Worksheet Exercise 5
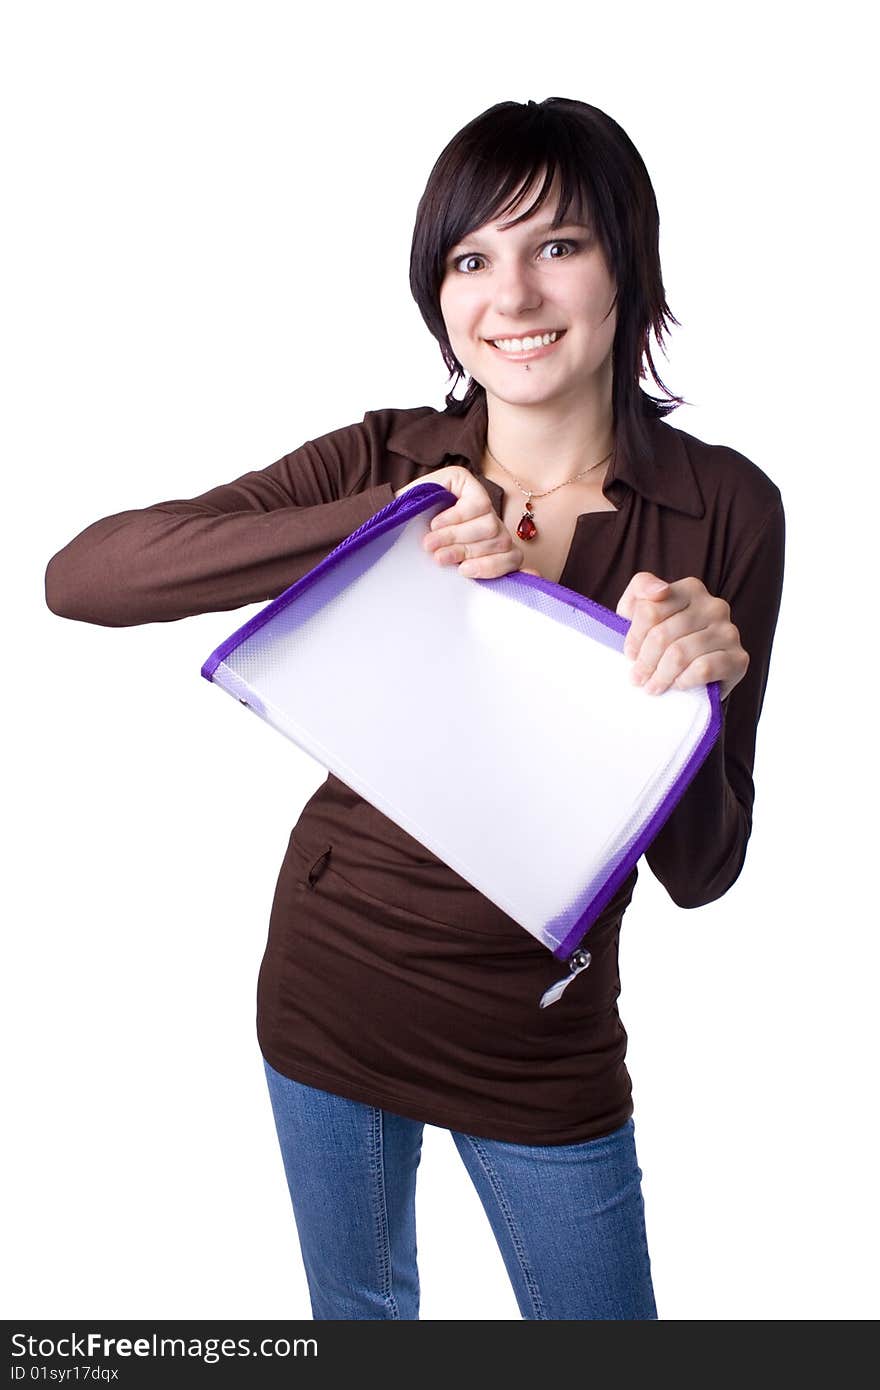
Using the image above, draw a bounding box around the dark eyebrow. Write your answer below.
[450,220,591,252]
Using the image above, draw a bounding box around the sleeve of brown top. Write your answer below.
[644,497,786,908]
[44,421,396,627]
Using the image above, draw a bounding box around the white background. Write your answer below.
[3,0,877,1321]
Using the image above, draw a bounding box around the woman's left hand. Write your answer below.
[616,572,749,702]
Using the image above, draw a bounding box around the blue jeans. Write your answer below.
[263,1059,658,1320]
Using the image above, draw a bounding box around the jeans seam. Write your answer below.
[463,1135,548,1320]
[369,1105,400,1320]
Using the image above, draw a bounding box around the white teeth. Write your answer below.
[490,331,559,353]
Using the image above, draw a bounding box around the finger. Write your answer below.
[457,535,525,575]
[627,606,712,672]
[425,521,516,574]
[455,530,524,579]
[427,493,479,529]
[440,542,511,572]
[429,506,471,531]
[666,640,748,694]
[631,614,739,686]
[623,589,688,661]
[428,482,490,531]
[616,572,670,621]
[423,511,501,552]
[459,549,522,579]
[427,537,514,574]
[635,630,728,695]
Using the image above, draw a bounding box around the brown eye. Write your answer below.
[452,253,486,274]
[540,240,577,260]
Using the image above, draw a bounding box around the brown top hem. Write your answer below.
[258,1044,636,1146]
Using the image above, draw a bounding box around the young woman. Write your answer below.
[45,97,785,1320]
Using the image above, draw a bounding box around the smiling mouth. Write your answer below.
[486,329,566,356]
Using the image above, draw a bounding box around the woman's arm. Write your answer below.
[45,422,395,627]
[641,499,786,907]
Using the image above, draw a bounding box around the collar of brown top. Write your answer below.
[386,389,705,520]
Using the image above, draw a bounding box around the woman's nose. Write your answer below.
[491,259,542,316]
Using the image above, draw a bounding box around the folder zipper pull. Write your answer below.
[538,948,592,1009]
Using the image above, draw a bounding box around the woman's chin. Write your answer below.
[482,377,569,409]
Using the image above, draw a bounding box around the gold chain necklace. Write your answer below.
[484,443,615,542]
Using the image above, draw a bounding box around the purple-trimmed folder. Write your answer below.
[202,484,721,1006]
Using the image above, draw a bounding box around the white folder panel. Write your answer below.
[203,483,721,969]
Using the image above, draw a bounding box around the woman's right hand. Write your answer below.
[395,466,540,579]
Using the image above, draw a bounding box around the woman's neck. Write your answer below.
[482,385,615,492]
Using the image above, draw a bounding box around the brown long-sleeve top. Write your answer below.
[45,390,785,1144]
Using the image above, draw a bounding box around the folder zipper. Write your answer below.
[538,948,592,1008]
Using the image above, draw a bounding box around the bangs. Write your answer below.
[438,136,601,266]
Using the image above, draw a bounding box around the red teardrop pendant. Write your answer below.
[517,510,537,541]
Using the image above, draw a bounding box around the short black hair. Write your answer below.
[409,97,686,469]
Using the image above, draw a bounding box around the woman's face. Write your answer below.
[439,174,617,411]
